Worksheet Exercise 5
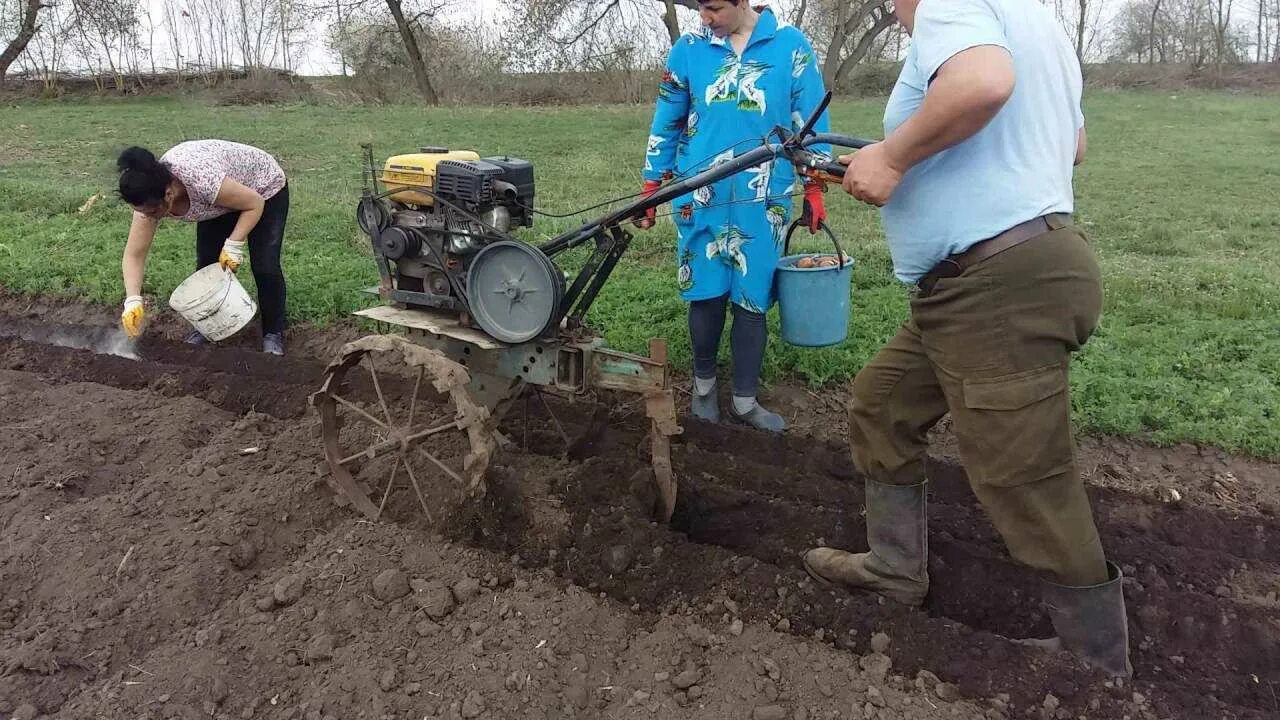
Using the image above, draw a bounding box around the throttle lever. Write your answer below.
[795,151,849,185]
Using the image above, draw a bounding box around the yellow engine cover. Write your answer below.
[381,148,480,205]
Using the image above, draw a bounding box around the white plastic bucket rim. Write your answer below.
[168,263,257,341]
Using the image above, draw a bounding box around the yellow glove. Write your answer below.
[121,296,145,339]
[219,239,246,272]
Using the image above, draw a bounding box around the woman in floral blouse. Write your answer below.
[116,139,290,355]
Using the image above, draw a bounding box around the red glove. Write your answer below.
[633,179,662,229]
[801,181,826,234]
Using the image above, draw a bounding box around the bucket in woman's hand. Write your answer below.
[167,263,257,341]
[775,220,854,347]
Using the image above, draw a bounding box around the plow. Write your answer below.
[311,96,870,525]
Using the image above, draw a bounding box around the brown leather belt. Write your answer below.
[915,213,1071,296]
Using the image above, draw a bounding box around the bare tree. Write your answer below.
[229,0,303,70]
[1211,0,1234,66]
[161,0,184,77]
[658,0,683,45]
[1109,0,1257,63]
[236,0,272,68]
[1258,0,1265,59]
[1150,0,1165,62]
[502,0,673,73]
[507,0,695,57]
[792,0,810,30]
[14,0,67,87]
[815,0,898,88]
[384,0,441,103]
[142,0,155,72]
[1077,0,1088,59]
[1,0,49,82]
[333,0,348,74]
[67,0,144,87]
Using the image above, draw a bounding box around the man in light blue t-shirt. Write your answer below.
[801,0,1131,678]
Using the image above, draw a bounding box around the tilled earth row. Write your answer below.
[1,302,1277,720]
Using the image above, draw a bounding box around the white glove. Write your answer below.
[219,239,246,272]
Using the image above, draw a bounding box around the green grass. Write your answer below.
[0,91,1277,456]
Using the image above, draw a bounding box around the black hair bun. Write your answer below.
[117,146,159,174]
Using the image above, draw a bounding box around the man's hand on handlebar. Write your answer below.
[839,143,904,207]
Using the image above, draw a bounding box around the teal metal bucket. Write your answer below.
[775,220,854,347]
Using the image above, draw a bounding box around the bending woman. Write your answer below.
[116,140,290,355]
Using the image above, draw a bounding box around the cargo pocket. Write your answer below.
[955,363,1074,487]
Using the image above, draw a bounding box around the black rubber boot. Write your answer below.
[1042,561,1134,677]
[803,478,929,605]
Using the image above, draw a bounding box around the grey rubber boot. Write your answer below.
[728,400,787,432]
[1041,561,1134,677]
[262,332,285,356]
[802,478,929,605]
[690,378,719,422]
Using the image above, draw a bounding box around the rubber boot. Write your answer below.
[262,332,285,356]
[184,329,208,345]
[691,377,719,422]
[802,478,929,605]
[728,397,787,433]
[1041,561,1133,677]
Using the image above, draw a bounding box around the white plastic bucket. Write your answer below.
[167,264,257,341]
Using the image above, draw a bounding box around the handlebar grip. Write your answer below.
[799,159,848,184]
[814,160,848,178]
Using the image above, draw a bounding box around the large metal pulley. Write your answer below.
[356,196,392,235]
[466,241,564,344]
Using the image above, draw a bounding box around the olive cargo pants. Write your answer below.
[849,220,1109,586]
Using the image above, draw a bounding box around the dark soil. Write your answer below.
[1,294,1277,720]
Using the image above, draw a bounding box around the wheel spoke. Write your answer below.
[400,456,436,525]
[413,445,465,486]
[330,393,388,430]
[407,367,424,429]
[377,456,401,518]
[364,356,396,428]
[335,420,462,467]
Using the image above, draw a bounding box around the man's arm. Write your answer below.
[1074,126,1087,166]
[882,45,1014,171]
[840,45,1014,206]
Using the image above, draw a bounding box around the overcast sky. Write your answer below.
[135,0,510,75]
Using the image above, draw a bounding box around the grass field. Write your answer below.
[0,91,1277,456]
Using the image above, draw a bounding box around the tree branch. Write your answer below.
[833,6,899,86]
[556,0,623,47]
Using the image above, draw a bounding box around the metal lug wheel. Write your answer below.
[310,335,495,524]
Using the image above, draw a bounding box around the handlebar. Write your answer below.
[539,131,875,256]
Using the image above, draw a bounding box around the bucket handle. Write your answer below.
[784,219,847,267]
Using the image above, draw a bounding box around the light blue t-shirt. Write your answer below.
[880,0,1085,284]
